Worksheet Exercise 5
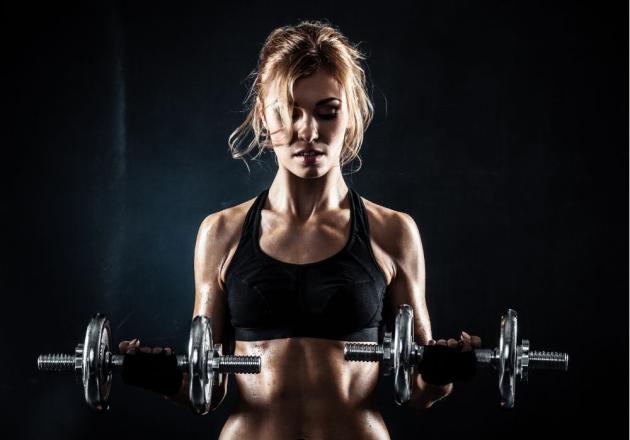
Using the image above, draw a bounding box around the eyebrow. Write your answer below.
[293,97,341,107]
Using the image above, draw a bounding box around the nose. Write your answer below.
[295,113,319,144]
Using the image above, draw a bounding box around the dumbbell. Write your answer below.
[345,305,569,408]
[37,313,261,415]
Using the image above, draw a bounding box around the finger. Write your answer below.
[427,340,436,346]
[119,341,130,352]
[471,335,482,348]
[152,347,163,355]
[447,338,459,348]
[436,339,448,346]
[460,331,471,343]
[119,338,138,353]
[139,346,152,354]
[164,347,172,355]
[461,341,473,352]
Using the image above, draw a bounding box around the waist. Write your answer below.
[232,337,381,410]
[233,393,380,414]
[222,401,390,440]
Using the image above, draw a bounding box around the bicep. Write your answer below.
[191,213,234,409]
[192,213,230,346]
[384,212,432,345]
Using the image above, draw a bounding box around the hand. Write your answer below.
[118,338,174,355]
[118,338,181,397]
[427,330,482,352]
[410,331,482,409]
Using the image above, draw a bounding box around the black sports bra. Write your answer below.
[224,186,388,342]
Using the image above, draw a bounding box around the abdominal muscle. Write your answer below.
[218,337,390,440]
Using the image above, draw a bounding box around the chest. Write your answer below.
[257,209,393,284]
[229,256,381,313]
[225,208,388,338]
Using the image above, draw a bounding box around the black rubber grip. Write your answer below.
[121,349,183,396]
[416,345,477,385]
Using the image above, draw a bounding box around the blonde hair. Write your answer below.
[228,20,374,173]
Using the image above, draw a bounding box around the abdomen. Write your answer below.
[218,337,390,440]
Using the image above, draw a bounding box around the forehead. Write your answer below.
[264,68,344,105]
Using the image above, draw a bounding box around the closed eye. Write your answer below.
[318,108,339,120]
[291,107,339,121]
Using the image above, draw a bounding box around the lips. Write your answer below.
[294,147,324,156]
[295,152,323,165]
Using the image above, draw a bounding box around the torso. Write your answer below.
[216,189,398,440]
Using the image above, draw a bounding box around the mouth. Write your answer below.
[293,150,325,164]
[293,149,325,157]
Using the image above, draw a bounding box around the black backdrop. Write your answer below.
[2,1,628,439]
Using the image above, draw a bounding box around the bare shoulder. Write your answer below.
[360,195,422,262]
[196,196,258,284]
[198,197,256,240]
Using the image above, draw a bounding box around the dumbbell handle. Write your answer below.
[344,344,569,372]
[38,352,261,375]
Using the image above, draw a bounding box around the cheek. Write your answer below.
[330,115,349,141]
[337,105,350,134]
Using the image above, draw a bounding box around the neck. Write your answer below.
[267,166,349,221]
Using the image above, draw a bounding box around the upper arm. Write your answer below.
[384,212,432,345]
[191,212,236,409]
[192,212,232,345]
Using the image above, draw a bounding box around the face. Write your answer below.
[261,68,349,179]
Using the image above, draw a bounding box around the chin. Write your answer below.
[284,163,331,179]
[293,169,326,179]
[280,155,341,179]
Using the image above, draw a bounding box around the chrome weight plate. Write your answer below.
[393,305,414,405]
[82,314,112,411]
[498,309,518,409]
[188,315,213,415]
[212,342,226,389]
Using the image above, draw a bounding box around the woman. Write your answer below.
[121,20,481,439]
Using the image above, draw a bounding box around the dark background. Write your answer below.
[2,1,627,439]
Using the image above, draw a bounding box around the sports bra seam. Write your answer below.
[233,327,380,339]
[234,326,381,331]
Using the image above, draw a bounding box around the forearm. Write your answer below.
[409,373,453,410]
[162,372,191,407]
